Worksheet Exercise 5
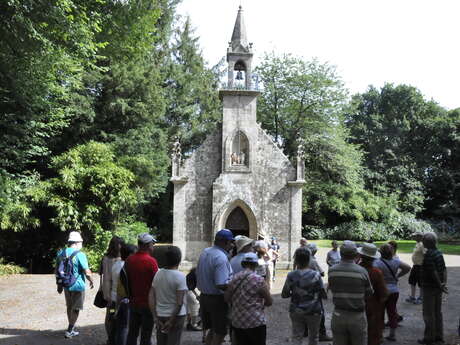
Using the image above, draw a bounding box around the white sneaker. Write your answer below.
[64,330,80,338]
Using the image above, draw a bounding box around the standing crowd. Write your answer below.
[55,229,447,345]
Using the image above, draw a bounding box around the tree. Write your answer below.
[161,18,221,153]
[0,0,103,175]
[347,84,451,215]
[256,53,389,225]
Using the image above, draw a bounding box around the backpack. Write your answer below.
[56,250,80,288]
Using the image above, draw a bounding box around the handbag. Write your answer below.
[93,258,108,308]
[94,289,107,308]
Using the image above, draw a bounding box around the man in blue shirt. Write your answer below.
[197,229,234,345]
[56,231,94,339]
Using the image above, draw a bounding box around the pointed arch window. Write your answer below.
[231,131,249,167]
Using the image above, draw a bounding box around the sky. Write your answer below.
[177,0,460,110]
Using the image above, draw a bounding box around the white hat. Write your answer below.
[235,236,254,253]
[241,252,259,264]
[68,231,83,242]
[253,240,268,249]
[357,243,381,259]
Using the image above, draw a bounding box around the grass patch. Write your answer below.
[0,258,26,275]
[311,240,460,255]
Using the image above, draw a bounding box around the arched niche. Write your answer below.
[230,130,249,167]
[216,200,257,239]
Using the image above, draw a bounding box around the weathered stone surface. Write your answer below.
[171,6,304,265]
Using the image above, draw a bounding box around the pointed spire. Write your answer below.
[231,6,249,52]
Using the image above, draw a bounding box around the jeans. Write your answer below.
[113,300,130,345]
[290,311,321,345]
[422,287,443,343]
[127,305,154,345]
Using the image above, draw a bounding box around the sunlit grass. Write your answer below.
[311,239,460,255]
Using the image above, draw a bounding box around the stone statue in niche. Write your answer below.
[231,152,238,165]
[171,138,182,177]
[230,150,247,166]
[297,140,305,180]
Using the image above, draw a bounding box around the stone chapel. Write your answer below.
[170,6,305,267]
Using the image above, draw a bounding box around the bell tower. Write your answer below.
[219,6,260,173]
[226,6,254,89]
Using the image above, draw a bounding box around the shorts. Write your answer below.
[200,294,229,336]
[186,291,200,317]
[408,265,421,286]
[65,289,85,311]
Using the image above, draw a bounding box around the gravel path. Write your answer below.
[1,249,459,345]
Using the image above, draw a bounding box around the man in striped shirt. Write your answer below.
[418,232,447,345]
[328,241,373,345]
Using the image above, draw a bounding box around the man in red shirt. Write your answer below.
[126,233,158,345]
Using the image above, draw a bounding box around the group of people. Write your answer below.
[56,229,447,345]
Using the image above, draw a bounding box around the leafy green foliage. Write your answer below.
[42,142,138,238]
[0,258,26,275]
[347,84,454,215]
[161,18,221,153]
[0,0,104,173]
[257,53,395,225]
[304,215,432,241]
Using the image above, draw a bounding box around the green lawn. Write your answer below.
[311,239,460,255]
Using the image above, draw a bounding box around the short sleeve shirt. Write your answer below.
[126,251,159,307]
[421,248,446,288]
[152,269,188,317]
[229,270,266,329]
[57,248,89,292]
[374,258,401,293]
[197,246,233,295]
[230,253,246,275]
[283,269,324,314]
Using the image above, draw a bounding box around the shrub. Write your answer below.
[303,214,432,242]
[302,225,325,240]
[0,258,26,275]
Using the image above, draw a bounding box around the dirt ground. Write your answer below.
[1,249,459,345]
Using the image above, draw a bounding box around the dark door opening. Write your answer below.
[225,207,250,238]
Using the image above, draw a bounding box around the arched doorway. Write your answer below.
[225,206,249,237]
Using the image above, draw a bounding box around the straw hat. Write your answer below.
[236,236,254,253]
[357,243,381,259]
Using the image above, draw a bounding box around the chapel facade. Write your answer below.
[170,7,305,266]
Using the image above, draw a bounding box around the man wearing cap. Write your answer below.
[126,233,158,345]
[328,240,374,345]
[57,231,94,339]
[406,232,425,304]
[230,236,255,274]
[197,229,234,345]
[358,243,389,345]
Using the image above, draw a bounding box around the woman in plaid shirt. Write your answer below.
[224,252,273,345]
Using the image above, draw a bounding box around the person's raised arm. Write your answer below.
[397,261,411,278]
